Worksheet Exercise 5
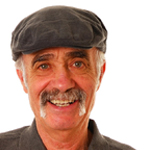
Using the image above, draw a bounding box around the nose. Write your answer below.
[50,66,75,92]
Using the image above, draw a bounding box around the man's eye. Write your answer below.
[73,61,83,68]
[39,64,49,69]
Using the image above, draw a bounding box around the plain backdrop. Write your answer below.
[0,0,150,150]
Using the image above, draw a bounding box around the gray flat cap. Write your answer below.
[11,6,107,61]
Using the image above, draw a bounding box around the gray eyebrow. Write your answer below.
[32,53,54,67]
[31,50,89,67]
[65,50,89,60]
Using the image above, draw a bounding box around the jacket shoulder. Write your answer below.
[103,135,135,150]
[0,126,28,150]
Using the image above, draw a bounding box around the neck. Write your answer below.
[36,119,92,150]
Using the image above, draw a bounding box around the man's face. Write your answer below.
[18,47,102,130]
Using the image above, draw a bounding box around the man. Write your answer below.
[0,6,135,150]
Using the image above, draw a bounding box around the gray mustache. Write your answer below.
[40,88,87,106]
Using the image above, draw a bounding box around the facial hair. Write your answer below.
[39,88,87,118]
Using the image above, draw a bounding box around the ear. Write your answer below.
[96,62,106,91]
[16,69,28,93]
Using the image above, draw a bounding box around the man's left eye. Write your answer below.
[73,61,83,68]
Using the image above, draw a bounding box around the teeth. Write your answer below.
[56,103,70,107]
[50,99,76,107]
[50,100,75,104]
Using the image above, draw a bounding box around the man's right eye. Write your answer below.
[39,64,49,70]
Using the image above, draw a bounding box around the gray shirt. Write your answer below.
[0,119,135,150]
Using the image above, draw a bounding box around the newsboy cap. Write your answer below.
[11,6,107,61]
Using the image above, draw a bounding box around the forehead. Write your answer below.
[32,47,91,55]
[24,47,97,61]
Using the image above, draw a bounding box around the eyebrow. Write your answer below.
[31,50,89,67]
[32,53,54,67]
[65,50,89,60]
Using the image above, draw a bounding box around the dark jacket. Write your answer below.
[0,119,135,150]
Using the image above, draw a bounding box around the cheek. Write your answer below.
[74,74,97,110]
[27,76,51,114]
[27,70,51,95]
[76,72,98,92]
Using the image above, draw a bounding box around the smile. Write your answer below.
[48,99,77,107]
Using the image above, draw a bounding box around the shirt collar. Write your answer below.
[19,119,107,150]
[88,119,108,149]
[19,120,46,150]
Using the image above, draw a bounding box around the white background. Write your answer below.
[0,0,150,150]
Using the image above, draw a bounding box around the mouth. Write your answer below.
[47,99,78,107]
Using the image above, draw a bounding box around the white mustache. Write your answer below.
[40,88,87,107]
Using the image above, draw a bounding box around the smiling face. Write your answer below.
[17,47,104,131]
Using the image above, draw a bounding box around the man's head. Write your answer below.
[11,6,107,130]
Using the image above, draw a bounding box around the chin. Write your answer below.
[44,115,79,130]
